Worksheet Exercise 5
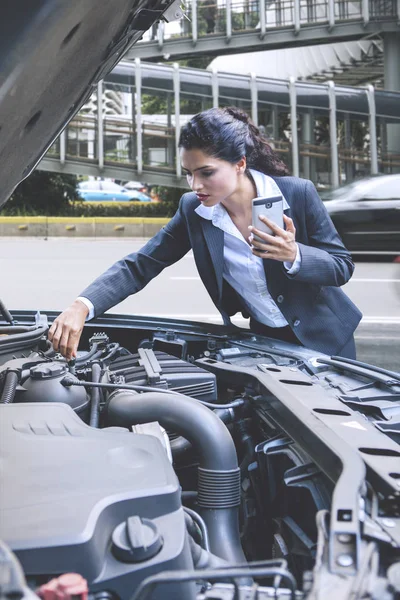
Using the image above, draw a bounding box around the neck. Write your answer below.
[222,173,256,220]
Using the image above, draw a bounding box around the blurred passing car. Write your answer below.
[322,174,400,255]
[77,180,151,202]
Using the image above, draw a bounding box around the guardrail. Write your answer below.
[44,108,400,188]
[127,0,399,59]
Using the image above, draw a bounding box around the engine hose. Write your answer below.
[0,325,48,348]
[0,325,39,334]
[187,534,229,570]
[0,371,19,404]
[184,506,210,551]
[89,362,102,427]
[105,390,247,566]
[171,407,236,460]
[76,343,101,365]
[0,300,14,325]
[102,343,121,361]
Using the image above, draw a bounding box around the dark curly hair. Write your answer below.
[179,106,289,177]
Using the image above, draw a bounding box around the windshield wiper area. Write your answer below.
[317,356,400,388]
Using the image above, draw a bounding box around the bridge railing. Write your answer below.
[43,62,400,187]
[139,0,397,49]
[46,110,400,188]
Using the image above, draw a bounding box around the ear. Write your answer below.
[237,156,247,173]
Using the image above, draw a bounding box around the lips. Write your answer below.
[196,194,210,201]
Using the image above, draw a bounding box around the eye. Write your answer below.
[202,171,214,177]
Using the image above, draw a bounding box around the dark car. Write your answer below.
[322,175,400,256]
[1,3,400,600]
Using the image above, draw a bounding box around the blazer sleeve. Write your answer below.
[79,196,192,317]
[286,180,355,286]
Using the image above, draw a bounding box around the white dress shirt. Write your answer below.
[194,170,300,328]
[78,170,301,324]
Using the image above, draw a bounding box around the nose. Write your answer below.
[191,174,203,192]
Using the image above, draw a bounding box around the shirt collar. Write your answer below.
[195,169,289,221]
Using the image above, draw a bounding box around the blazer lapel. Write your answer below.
[201,218,224,301]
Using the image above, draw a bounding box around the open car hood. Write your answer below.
[0,0,177,208]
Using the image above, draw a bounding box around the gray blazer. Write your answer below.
[80,176,362,357]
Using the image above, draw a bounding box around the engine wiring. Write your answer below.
[130,560,298,600]
[60,374,245,410]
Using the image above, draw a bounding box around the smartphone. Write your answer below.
[252,195,284,241]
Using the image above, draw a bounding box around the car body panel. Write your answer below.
[323,175,400,254]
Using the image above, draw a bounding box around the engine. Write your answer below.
[1,312,400,600]
[0,330,248,600]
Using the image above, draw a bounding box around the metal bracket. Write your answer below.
[138,347,162,385]
[162,0,185,22]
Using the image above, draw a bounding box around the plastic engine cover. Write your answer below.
[0,403,195,599]
[108,349,217,401]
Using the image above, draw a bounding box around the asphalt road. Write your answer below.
[1,237,399,370]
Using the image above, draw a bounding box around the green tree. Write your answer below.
[1,171,78,216]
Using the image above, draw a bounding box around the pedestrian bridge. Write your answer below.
[127,0,399,60]
[39,60,400,189]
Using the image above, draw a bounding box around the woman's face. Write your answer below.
[180,148,243,207]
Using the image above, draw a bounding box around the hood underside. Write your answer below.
[0,0,172,209]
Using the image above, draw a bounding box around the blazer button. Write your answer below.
[277,295,284,304]
[293,319,301,327]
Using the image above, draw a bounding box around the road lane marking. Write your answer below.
[169,276,399,282]
[356,336,400,340]
[349,278,400,283]
[361,317,400,323]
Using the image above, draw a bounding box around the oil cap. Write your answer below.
[112,516,163,563]
[30,362,67,379]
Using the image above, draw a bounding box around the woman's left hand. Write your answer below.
[249,214,297,263]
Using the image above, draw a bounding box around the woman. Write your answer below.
[49,107,362,360]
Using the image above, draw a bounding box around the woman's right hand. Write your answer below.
[48,300,89,360]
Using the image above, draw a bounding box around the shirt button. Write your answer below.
[277,295,284,304]
[293,319,301,327]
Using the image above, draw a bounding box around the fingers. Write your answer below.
[258,215,286,236]
[48,301,88,360]
[249,216,297,263]
[49,317,77,360]
[59,327,76,360]
[283,214,296,235]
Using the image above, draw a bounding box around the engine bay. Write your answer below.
[1,309,400,600]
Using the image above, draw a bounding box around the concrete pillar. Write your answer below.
[167,93,174,168]
[308,109,317,183]
[379,118,388,173]
[87,129,95,160]
[384,33,400,165]
[289,78,299,177]
[131,87,136,165]
[271,105,279,144]
[301,112,313,180]
[328,81,339,188]
[343,114,353,183]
